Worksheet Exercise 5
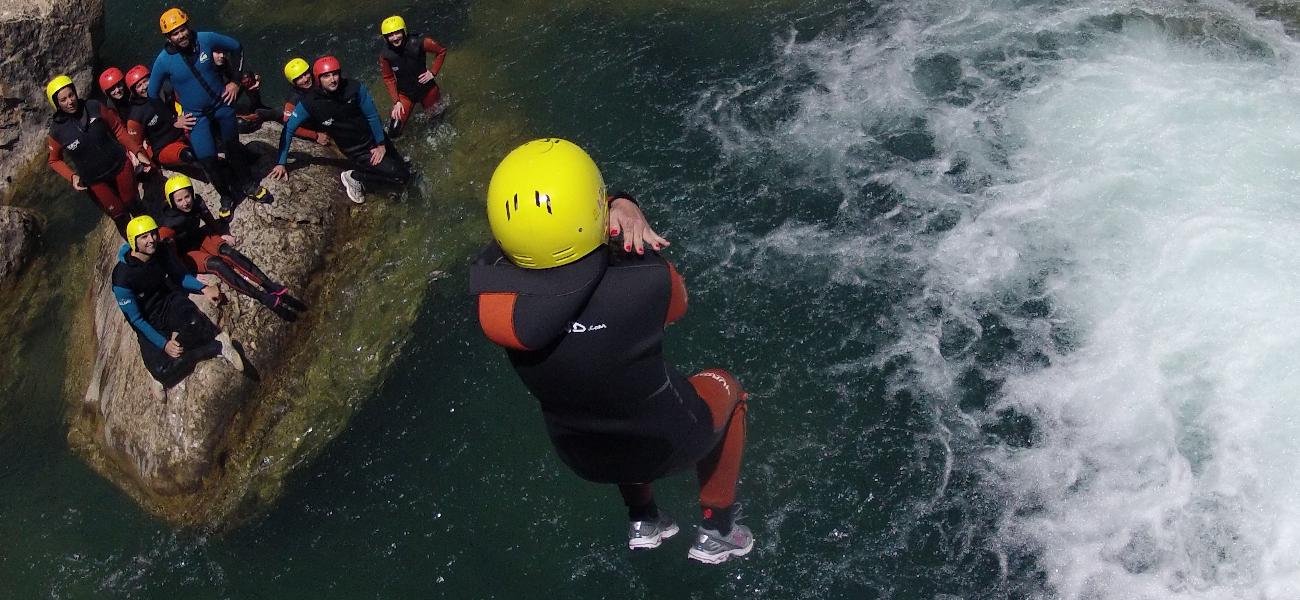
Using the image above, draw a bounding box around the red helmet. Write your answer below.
[124,65,150,90]
[98,67,124,93]
[312,56,341,78]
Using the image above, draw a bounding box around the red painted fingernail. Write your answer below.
[637,247,644,255]
[610,228,618,235]
[652,244,660,250]
[625,244,631,251]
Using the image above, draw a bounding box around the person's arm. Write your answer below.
[356,84,386,145]
[46,136,76,183]
[197,198,230,236]
[607,193,670,254]
[276,102,310,165]
[424,37,447,75]
[664,261,688,326]
[205,31,243,55]
[114,284,169,349]
[125,118,149,151]
[378,56,401,102]
[102,104,143,154]
[147,54,166,100]
[282,101,323,141]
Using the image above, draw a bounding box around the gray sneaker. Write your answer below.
[340,170,365,204]
[214,331,244,372]
[627,513,679,550]
[687,524,753,564]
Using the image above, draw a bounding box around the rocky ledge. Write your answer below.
[0,206,43,284]
[68,126,355,527]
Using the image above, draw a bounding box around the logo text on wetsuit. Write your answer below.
[567,321,606,333]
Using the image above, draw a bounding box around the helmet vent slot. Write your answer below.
[504,199,511,220]
[552,246,575,260]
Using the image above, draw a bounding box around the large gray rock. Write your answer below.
[0,206,42,284]
[71,126,352,522]
[0,0,104,191]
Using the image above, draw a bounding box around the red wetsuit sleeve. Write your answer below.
[423,37,447,75]
[102,105,143,154]
[665,261,688,326]
[46,136,76,182]
[125,119,149,154]
[282,101,322,141]
[379,56,401,102]
[158,226,176,240]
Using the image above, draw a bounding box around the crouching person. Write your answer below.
[113,215,243,388]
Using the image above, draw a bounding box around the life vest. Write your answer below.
[111,247,181,323]
[127,96,185,149]
[48,99,125,183]
[155,203,213,251]
[380,35,436,99]
[301,79,373,153]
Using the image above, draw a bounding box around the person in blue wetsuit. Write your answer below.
[149,7,270,218]
[269,56,410,204]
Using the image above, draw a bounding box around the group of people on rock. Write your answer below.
[44,7,446,389]
[45,5,756,566]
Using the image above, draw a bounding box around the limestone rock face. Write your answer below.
[0,0,104,191]
[0,206,43,284]
[73,127,349,520]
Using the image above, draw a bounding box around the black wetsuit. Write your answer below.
[126,95,186,152]
[278,78,410,187]
[469,242,716,484]
[111,243,221,387]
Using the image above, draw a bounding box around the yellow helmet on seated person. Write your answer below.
[486,138,608,270]
[380,15,407,35]
[164,174,193,206]
[283,58,310,83]
[126,215,160,253]
[46,75,75,108]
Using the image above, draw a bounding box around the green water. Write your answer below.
[17,0,1299,597]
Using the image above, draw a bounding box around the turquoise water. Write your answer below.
[7,0,1300,597]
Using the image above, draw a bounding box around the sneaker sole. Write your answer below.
[628,522,679,550]
[687,540,753,564]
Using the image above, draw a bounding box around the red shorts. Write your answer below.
[395,85,442,124]
[181,234,227,274]
[84,159,138,219]
[155,139,192,167]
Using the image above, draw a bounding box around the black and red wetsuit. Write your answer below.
[155,197,289,312]
[470,237,748,515]
[47,99,145,236]
[125,95,193,167]
[281,88,327,143]
[379,34,447,125]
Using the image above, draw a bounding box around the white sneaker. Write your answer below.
[687,524,753,564]
[340,170,365,204]
[214,331,244,372]
[627,513,679,550]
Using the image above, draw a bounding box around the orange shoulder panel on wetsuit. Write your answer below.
[479,292,529,351]
[665,260,688,326]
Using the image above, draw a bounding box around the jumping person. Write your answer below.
[269,56,410,203]
[149,7,270,218]
[377,15,447,139]
[124,65,198,169]
[155,174,307,321]
[112,215,243,388]
[46,75,151,237]
[469,138,753,564]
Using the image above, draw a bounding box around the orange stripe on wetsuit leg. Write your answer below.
[665,260,688,326]
[690,368,748,509]
[479,293,528,351]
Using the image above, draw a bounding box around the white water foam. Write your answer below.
[698,1,1300,597]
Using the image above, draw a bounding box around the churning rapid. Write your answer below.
[699,0,1300,597]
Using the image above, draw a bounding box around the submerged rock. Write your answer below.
[0,206,43,284]
[0,0,104,192]
[68,127,352,526]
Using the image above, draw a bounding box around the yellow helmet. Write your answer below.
[283,57,310,83]
[486,138,608,269]
[46,75,75,108]
[380,15,407,35]
[164,174,193,206]
[126,215,159,252]
[159,7,188,34]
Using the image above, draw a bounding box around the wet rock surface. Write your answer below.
[0,206,43,284]
[69,126,354,526]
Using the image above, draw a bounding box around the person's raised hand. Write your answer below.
[608,197,670,255]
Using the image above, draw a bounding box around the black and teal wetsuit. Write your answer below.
[277,78,410,186]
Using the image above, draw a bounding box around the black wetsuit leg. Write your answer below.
[139,291,221,386]
[204,256,270,302]
[215,245,272,288]
[618,483,660,522]
[347,141,410,187]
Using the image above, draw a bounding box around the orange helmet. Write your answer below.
[159,8,188,34]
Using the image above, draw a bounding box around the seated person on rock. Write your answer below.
[269,56,410,204]
[97,67,131,119]
[469,138,754,565]
[279,58,333,148]
[113,215,243,388]
[211,48,279,134]
[45,75,152,238]
[123,65,198,170]
[156,174,307,321]
[376,15,447,139]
